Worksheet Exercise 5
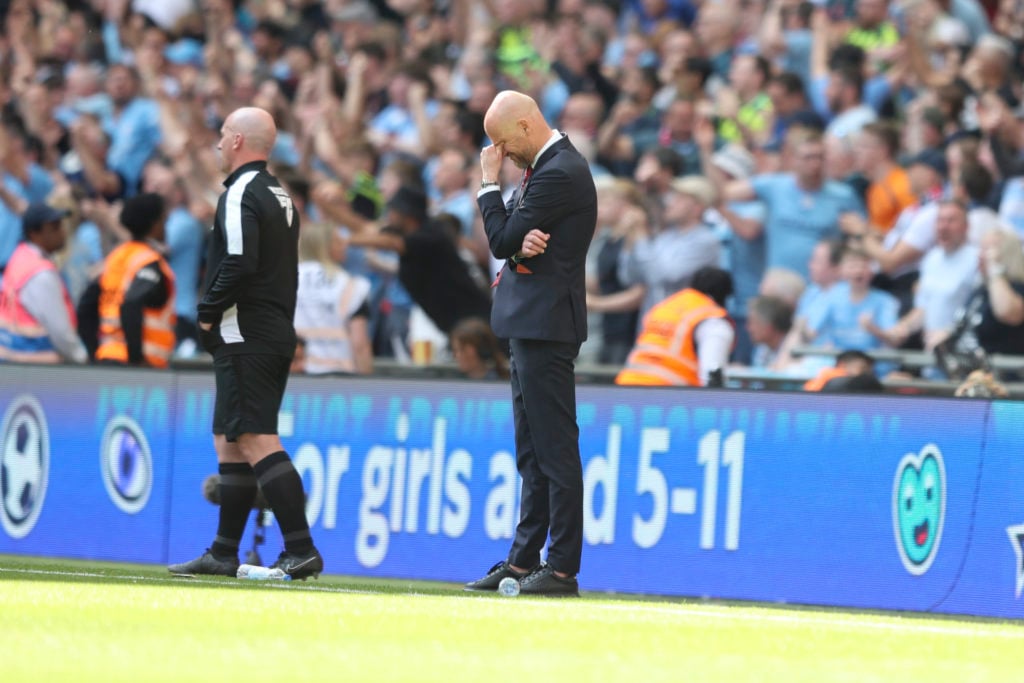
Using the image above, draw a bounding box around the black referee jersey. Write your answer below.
[198,160,299,357]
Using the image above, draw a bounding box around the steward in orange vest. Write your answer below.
[803,349,882,392]
[78,194,176,367]
[617,266,735,387]
[803,366,846,391]
[0,203,88,364]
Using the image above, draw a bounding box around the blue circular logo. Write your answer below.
[1,395,49,539]
[100,416,152,514]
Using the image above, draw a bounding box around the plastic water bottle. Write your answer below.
[498,577,520,597]
[237,564,290,580]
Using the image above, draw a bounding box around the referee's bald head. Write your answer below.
[218,107,277,173]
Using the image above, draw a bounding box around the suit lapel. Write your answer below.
[532,135,570,174]
[514,135,570,212]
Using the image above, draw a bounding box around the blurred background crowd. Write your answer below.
[1,0,1024,391]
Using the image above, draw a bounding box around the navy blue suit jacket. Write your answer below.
[478,135,597,344]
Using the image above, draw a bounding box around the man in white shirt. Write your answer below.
[620,175,722,321]
[824,65,877,140]
[864,201,979,350]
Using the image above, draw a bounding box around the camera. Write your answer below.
[202,473,271,566]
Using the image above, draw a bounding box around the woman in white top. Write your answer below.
[294,221,373,375]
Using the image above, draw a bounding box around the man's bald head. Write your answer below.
[218,106,277,173]
[226,107,276,154]
[483,91,539,137]
[483,90,553,169]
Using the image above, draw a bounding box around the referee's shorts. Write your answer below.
[212,353,291,441]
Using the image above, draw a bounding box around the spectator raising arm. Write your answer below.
[984,247,1024,326]
[758,0,788,62]
[596,96,642,165]
[346,225,406,254]
[79,198,130,253]
[839,212,925,275]
[587,284,645,314]
[697,116,764,241]
[69,119,122,199]
[0,182,28,217]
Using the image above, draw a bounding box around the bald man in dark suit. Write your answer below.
[464,91,597,597]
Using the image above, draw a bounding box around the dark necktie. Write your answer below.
[520,166,533,192]
[515,167,533,208]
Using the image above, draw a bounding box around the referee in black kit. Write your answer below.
[168,107,323,580]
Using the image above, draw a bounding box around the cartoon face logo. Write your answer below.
[100,416,152,514]
[892,444,946,575]
[0,395,49,539]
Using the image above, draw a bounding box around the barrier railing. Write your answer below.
[790,344,1024,374]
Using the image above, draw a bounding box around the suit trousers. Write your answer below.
[506,337,584,575]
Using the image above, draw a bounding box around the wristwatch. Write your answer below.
[988,264,1006,281]
[480,179,499,189]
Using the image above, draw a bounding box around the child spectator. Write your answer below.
[805,243,899,355]
[450,317,510,381]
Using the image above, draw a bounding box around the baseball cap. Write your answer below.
[22,203,69,231]
[164,39,205,68]
[929,16,970,48]
[711,144,756,180]
[904,148,948,178]
[332,0,377,22]
[668,175,717,206]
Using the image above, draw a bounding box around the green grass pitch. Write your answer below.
[0,555,1020,682]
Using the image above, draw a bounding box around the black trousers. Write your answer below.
[506,338,584,575]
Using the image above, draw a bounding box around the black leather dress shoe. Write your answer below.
[464,560,532,592]
[518,565,580,597]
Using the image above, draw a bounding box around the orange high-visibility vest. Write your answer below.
[96,241,176,368]
[803,366,850,392]
[616,289,730,387]
[0,242,76,363]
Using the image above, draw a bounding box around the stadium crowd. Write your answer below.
[1,0,1024,391]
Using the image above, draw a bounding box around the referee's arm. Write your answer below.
[198,195,262,325]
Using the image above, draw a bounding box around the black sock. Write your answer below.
[253,451,313,554]
[211,462,257,558]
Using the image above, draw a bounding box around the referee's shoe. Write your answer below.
[270,547,324,580]
[168,549,239,576]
